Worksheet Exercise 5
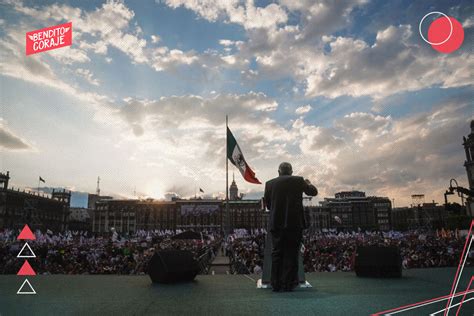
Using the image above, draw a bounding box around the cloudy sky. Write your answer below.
[0,0,473,207]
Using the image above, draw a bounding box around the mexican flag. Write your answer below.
[227,127,261,184]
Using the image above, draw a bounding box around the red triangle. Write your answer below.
[17,224,36,240]
[17,260,36,276]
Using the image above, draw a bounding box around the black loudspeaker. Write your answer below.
[148,250,199,283]
[354,246,402,278]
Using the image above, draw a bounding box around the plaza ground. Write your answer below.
[1,267,473,315]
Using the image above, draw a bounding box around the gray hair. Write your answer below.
[278,162,293,175]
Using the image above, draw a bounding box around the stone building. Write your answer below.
[320,191,392,231]
[0,171,70,231]
[92,197,267,233]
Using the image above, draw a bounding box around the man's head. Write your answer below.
[278,162,293,176]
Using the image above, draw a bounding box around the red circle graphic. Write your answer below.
[428,16,464,54]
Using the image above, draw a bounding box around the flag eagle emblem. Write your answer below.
[226,127,261,184]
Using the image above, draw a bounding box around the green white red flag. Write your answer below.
[227,127,261,184]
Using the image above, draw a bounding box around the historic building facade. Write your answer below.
[92,188,391,233]
[228,200,268,231]
[305,206,331,231]
[92,198,265,233]
[0,171,71,231]
[68,207,93,231]
[391,203,447,230]
[319,191,392,231]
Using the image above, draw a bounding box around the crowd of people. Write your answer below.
[226,229,266,274]
[1,227,472,275]
[227,229,474,274]
[0,229,220,275]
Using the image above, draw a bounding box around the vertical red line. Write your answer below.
[444,220,473,316]
[455,276,474,316]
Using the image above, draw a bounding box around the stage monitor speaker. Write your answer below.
[354,246,402,278]
[148,250,199,283]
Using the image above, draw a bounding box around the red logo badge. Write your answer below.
[26,22,72,56]
[419,12,464,54]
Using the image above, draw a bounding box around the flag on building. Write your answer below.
[199,188,204,193]
[39,176,45,183]
[227,127,261,184]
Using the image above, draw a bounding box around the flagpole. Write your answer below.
[37,177,40,194]
[225,115,229,237]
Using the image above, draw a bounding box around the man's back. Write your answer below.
[264,175,317,231]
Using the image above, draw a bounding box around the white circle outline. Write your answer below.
[419,11,453,46]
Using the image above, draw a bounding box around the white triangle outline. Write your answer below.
[17,242,36,258]
[17,278,36,295]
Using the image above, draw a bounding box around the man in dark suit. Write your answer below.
[264,162,318,292]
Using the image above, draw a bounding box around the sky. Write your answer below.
[0,0,473,207]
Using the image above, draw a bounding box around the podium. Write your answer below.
[257,232,311,289]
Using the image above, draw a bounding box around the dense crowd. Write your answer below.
[2,228,472,275]
[0,229,220,275]
[226,229,266,274]
[227,229,474,274]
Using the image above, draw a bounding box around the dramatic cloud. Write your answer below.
[1,0,471,205]
[294,121,345,154]
[295,98,473,205]
[335,112,391,145]
[279,0,368,42]
[162,0,473,100]
[236,22,473,100]
[112,91,299,192]
[165,0,288,30]
[0,120,33,151]
[7,0,473,102]
[0,27,112,118]
[119,92,284,144]
[76,68,100,86]
[115,91,473,205]
[304,26,473,99]
[48,47,91,64]
[295,105,312,115]
[9,1,147,64]
[8,0,231,73]
[0,28,81,99]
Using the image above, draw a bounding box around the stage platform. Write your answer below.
[1,267,473,315]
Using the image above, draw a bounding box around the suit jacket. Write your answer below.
[264,175,318,232]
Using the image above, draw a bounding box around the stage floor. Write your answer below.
[1,268,473,315]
